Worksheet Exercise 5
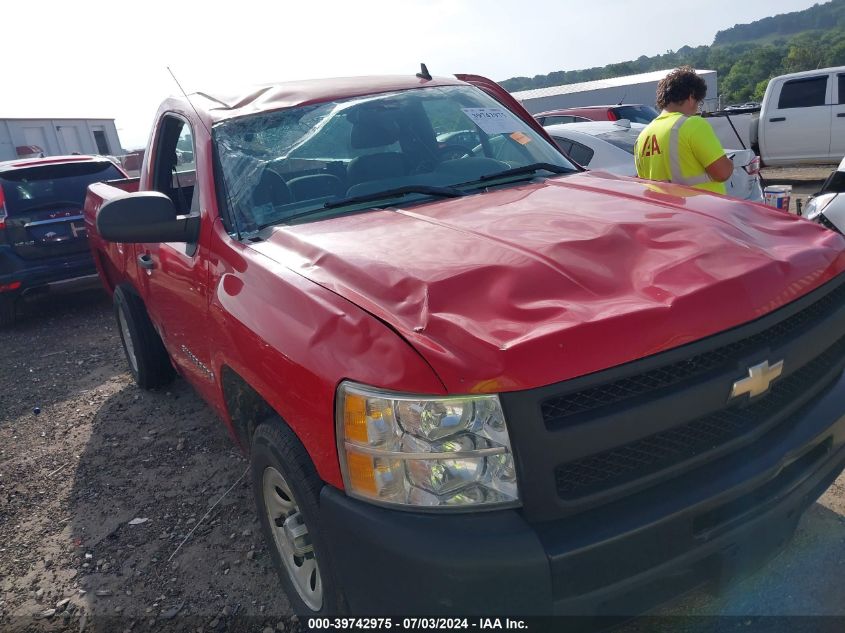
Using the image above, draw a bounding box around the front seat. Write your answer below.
[346,109,408,189]
[231,167,292,232]
[252,168,292,208]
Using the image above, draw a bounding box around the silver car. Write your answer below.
[544,120,764,202]
[804,155,845,234]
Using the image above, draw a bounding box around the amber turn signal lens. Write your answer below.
[345,450,377,495]
[343,393,369,444]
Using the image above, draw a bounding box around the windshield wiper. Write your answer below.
[476,162,576,183]
[265,184,466,228]
[322,185,465,210]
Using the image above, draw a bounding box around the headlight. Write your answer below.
[804,193,836,221]
[336,381,519,510]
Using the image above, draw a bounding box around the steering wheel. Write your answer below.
[411,144,478,175]
[437,144,475,161]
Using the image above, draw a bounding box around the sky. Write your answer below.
[2,0,824,150]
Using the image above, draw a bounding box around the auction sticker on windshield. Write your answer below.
[510,131,532,145]
[461,107,524,134]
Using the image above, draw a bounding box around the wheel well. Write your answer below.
[115,281,143,301]
[221,366,276,452]
[94,249,119,294]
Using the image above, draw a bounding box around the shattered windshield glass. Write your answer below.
[213,85,573,232]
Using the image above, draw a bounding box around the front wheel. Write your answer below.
[251,420,344,615]
[113,286,174,389]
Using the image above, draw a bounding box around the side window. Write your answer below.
[175,127,195,175]
[839,74,845,105]
[777,76,828,109]
[544,116,575,125]
[152,116,198,215]
[567,140,595,166]
[553,137,573,154]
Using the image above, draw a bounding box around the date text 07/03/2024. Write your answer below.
[306,618,528,630]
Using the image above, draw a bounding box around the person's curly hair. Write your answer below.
[656,66,708,109]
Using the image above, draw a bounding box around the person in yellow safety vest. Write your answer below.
[634,66,734,194]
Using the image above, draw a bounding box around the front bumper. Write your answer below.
[320,368,845,615]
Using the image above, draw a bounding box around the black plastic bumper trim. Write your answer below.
[318,369,845,616]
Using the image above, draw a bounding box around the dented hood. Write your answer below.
[250,171,845,393]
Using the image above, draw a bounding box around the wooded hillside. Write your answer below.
[500,0,845,104]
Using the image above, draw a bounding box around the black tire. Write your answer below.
[0,295,16,328]
[251,419,345,616]
[113,285,175,389]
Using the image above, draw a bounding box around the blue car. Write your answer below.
[0,155,127,326]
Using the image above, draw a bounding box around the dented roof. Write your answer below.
[177,75,469,124]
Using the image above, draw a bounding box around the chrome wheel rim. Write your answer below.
[117,306,138,374]
[262,466,323,610]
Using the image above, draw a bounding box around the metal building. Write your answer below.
[0,118,123,161]
[512,69,719,114]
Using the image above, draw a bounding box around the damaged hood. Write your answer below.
[250,171,845,393]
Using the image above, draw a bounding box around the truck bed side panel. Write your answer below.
[84,179,141,295]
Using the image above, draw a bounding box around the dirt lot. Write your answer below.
[0,289,292,632]
[760,164,830,215]
[1,278,844,632]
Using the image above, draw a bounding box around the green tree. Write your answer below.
[500,0,844,101]
[783,33,826,72]
[752,79,770,101]
[826,40,845,66]
[719,44,785,103]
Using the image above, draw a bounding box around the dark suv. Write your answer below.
[0,155,127,326]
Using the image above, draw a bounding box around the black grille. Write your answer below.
[542,280,845,428]
[554,334,845,499]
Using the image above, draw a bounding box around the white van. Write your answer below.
[751,66,845,166]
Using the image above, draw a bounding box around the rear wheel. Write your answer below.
[251,420,344,615]
[113,286,174,389]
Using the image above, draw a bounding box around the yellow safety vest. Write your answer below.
[634,112,727,195]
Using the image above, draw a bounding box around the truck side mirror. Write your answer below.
[96,191,200,243]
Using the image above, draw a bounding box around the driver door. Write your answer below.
[137,115,215,396]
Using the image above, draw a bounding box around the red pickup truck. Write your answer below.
[84,72,845,617]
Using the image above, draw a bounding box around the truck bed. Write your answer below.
[83,179,141,294]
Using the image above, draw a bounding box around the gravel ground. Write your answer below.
[0,289,291,632]
[760,165,833,184]
[0,275,843,632]
[759,164,830,215]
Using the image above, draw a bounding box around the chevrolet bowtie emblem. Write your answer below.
[731,360,784,399]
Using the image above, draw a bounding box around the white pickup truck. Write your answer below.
[750,66,845,166]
